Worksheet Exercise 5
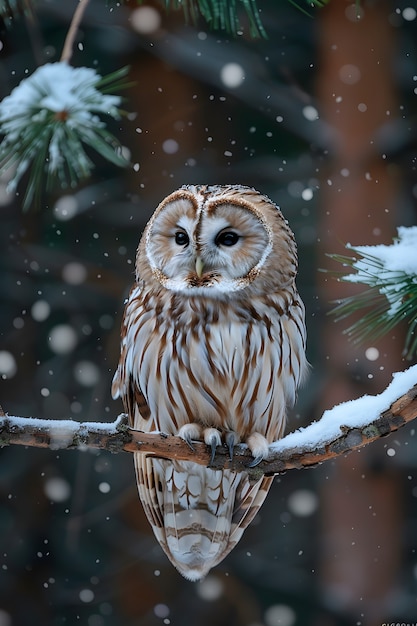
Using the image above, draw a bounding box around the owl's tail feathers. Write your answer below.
[134,456,274,581]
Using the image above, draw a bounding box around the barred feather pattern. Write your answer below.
[112,185,307,580]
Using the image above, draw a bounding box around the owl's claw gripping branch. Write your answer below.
[208,440,217,466]
[225,431,238,461]
[177,423,202,452]
[183,436,195,452]
[184,438,195,452]
[203,428,222,466]
[246,454,264,468]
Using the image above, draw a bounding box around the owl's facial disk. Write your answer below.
[145,197,273,294]
[162,229,242,291]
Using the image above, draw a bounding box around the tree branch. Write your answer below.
[60,0,91,63]
[1,382,416,477]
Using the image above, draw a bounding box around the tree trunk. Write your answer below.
[316,1,404,623]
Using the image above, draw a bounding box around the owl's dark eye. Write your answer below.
[174,231,190,246]
[215,231,240,247]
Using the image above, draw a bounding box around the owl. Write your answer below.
[112,185,307,580]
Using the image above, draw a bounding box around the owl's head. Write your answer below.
[137,185,298,296]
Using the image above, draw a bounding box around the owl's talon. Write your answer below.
[245,432,269,468]
[247,455,263,468]
[184,436,195,452]
[225,431,238,461]
[209,440,217,465]
[203,428,222,466]
[178,423,203,452]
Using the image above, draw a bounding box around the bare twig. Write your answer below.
[1,384,416,476]
[60,0,91,64]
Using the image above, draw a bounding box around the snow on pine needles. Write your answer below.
[330,226,417,358]
[0,62,129,208]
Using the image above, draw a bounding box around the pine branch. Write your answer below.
[156,0,329,37]
[328,227,417,359]
[0,0,29,23]
[0,63,130,209]
[1,382,416,478]
[159,0,266,37]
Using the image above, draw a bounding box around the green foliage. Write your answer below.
[0,64,130,210]
[287,0,329,18]
[151,0,331,37]
[0,0,23,21]
[0,0,330,209]
[329,243,417,359]
[160,0,266,37]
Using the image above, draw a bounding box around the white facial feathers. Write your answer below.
[141,185,294,295]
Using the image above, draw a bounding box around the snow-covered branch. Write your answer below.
[1,366,417,476]
[330,226,417,358]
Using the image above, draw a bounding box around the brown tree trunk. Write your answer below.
[316,1,404,624]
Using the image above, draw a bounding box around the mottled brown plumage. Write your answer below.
[112,185,307,580]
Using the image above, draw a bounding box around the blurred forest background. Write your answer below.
[0,1,417,625]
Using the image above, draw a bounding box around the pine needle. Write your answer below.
[0,63,130,210]
[0,0,28,23]
[161,0,266,37]
[328,234,417,359]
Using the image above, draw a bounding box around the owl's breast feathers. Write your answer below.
[112,283,306,443]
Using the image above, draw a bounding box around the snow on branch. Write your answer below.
[330,226,417,358]
[1,365,417,477]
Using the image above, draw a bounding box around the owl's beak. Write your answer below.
[195,256,204,278]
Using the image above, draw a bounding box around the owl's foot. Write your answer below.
[246,432,269,467]
[203,428,222,465]
[178,423,203,451]
[178,425,269,467]
[178,424,226,465]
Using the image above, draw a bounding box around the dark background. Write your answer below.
[0,1,416,624]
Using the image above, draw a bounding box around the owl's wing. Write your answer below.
[125,377,151,427]
[112,366,151,428]
[111,283,152,428]
[133,453,274,581]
